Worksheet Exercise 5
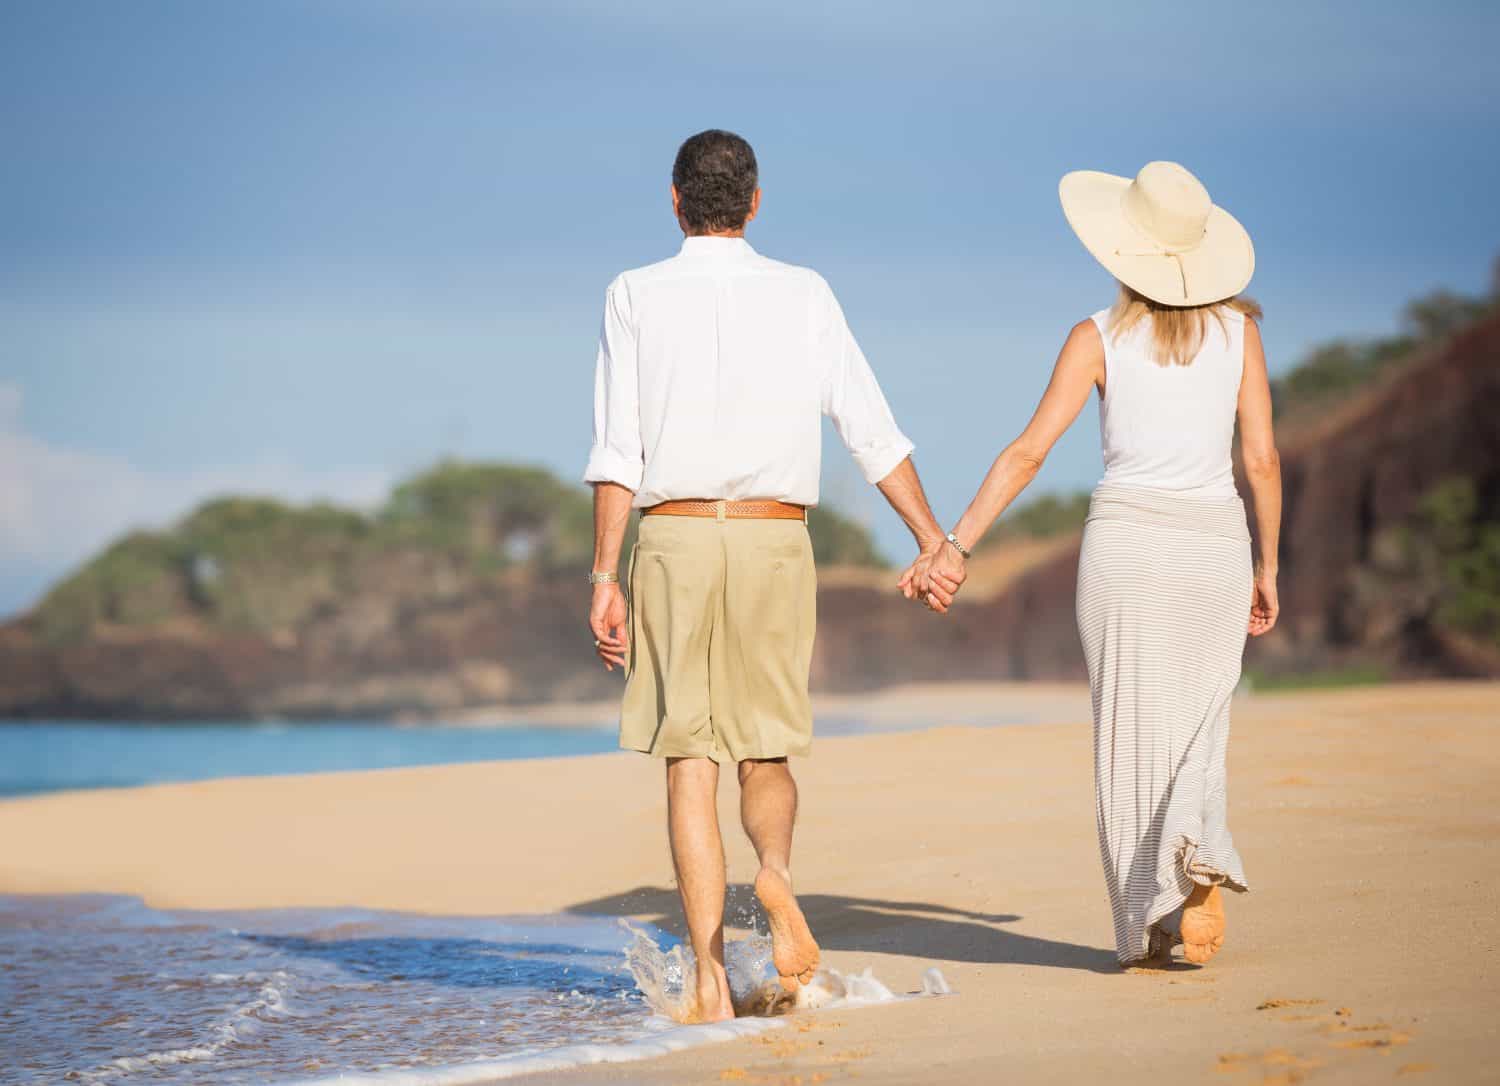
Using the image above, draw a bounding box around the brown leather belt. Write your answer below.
[643,499,808,521]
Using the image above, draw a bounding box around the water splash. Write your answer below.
[622,924,788,1022]
[622,923,948,1021]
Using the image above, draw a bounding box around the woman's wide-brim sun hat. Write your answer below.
[1059,161,1254,307]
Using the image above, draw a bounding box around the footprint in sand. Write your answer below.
[1216,1047,1324,1081]
[1225,1001,1423,1081]
[1331,1032,1412,1050]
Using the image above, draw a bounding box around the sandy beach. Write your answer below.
[3,680,1497,1084]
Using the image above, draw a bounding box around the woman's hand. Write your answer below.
[1249,565,1279,637]
[589,583,630,670]
[897,540,967,614]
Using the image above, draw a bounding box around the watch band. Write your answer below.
[588,571,619,585]
[945,531,971,560]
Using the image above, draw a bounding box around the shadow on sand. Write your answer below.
[563,884,1122,975]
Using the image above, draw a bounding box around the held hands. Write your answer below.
[1248,565,1279,637]
[897,538,968,615]
[589,583,630,670]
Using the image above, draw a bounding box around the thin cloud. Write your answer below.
[0,382,391,615]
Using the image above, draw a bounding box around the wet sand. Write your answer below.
[3,681,1497,1084]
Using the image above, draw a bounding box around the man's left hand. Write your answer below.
[589,583,630,671]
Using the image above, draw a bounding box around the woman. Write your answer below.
[905,161,1282,967]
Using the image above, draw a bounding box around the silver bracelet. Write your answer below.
[587,571,619,585]
[945,531,971,559]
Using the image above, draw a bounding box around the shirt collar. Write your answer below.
[678,236,755,259]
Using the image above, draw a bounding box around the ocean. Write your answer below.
[0,720,620,799]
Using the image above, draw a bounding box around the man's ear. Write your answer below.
[746,188,762,225]
[672,184,692,234]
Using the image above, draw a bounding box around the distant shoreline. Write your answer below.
[8,676,1497,729]
[0,681,1101,730]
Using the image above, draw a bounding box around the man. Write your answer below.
[583,129,965,1021]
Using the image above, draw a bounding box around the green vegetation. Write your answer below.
[31,460,887,643]
[379,462,595,571]
[36,531,192,642]
[808,506,886,567]
[1271,269,1498,417]
[994,491,1092,541]
[1412,477,1500,645]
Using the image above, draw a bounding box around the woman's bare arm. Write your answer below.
[1238,318,1282,636]
[901,319,1104,599]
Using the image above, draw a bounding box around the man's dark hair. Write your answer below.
[672,130,758,234]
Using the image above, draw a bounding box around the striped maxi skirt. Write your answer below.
[1076,484,1253,963]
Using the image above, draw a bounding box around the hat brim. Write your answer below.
[1059,170,1255,306]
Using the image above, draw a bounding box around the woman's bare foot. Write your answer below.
[1122,925,1176,971]
[690,964,735,1023]
[754,867,820,992]
[1180,882,1226,964]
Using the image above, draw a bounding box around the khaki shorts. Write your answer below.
[621,514,817,763]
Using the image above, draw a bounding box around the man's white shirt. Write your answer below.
[584,236,914,508]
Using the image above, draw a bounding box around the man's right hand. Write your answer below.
[590,583,630,671]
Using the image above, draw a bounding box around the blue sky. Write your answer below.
[3,1,1498,617]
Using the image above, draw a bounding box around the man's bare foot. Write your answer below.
[1181,882,1226,964]
[755,867,820,992]
[690,966,735,1024]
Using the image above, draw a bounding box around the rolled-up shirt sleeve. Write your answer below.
[812,273,915,485]
[583,276,644,491]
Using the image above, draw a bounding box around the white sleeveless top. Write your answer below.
[1090,307,1245,498]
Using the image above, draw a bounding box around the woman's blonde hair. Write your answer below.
[1107,283,1263,367]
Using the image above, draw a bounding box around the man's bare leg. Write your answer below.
[666,757,734,1021]
[739,758,820,990]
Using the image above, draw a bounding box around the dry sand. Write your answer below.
[3,680,1497,1084]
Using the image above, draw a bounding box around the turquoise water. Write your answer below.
[0,721,618,798]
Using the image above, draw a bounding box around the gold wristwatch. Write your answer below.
[588,571,619,585]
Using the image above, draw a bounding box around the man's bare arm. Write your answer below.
[874,457,965,613]
[592,481,634,575]
[589,482,634,671]
[875,457,945,549]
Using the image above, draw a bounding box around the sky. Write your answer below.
[3,1,1499,617]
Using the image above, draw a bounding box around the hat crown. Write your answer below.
[1122,161,1212,250]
